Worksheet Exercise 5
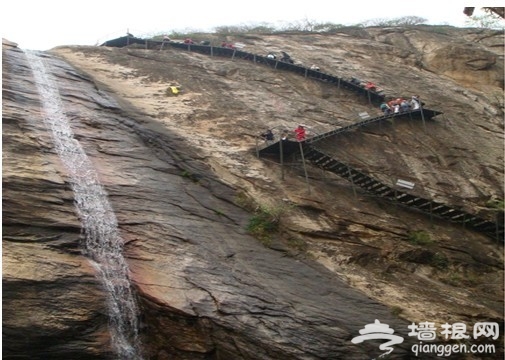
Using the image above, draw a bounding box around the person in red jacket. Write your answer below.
[364,81,377,92]
[294,125,306,141]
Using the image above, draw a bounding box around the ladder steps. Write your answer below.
[353,177,375,187]
[373,187,395,195]
[395,193,410,200]
[396,194,418,203]
[448,212,467,220]
[473,222,495,229]
[413,201,435,210]
[468,219,494,227]
[431,204,448,212]
[404,198,428,206]
[306,149,503,241]
[321,159,340,168]
[366,183,389,192]
[303,150,503,241]
[380,190,397,198]
[349,175,368,183]
[310,156,331,165]
[431,205,454,214]
[327,164,348,173]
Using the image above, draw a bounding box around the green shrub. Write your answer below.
[431,252,449,269]
[485,198,504,210]
[181,170,200,183]
[407,230,433,245]
[246,205,285,245]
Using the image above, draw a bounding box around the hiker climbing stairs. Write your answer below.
[303,147,503,241]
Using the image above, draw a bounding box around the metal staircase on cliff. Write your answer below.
[259,107,441,155]
[302,147,503,241]
[256,110,502,241]
[306,108,441,144]
[167,42,386,104]
[101,37,386,104]
[102,36,503,241]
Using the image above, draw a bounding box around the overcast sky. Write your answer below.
[2,1,504,51]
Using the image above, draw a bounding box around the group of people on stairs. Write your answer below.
[380,95,422,115]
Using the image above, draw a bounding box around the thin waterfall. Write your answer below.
[25,50,143,360]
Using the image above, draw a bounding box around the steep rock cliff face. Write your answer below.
[3,39,418,360]
[2,25,504,359]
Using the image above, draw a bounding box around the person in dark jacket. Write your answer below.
[280,51,294,64]
[261,129,275,142]
[380,102,391,115]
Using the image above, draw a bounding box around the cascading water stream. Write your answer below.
[25,50,143,360]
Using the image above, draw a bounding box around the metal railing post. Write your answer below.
[299,142,310,194]
[348,166,357,199]
[420,103,427,133]
[280,138,285,180]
